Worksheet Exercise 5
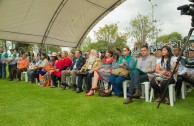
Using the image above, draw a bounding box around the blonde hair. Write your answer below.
[62,51,68,58]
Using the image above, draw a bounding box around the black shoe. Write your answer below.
[76,88,83,93]
[123,97,132,104]
[61,83,69,90]
[72,84,77,91]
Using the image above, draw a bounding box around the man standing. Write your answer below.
[7,49,17,79]
[61,50,86,90]
[124,45,156,104]
[0,47,8,78]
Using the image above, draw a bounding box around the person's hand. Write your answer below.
[119,63,125,67]
[160,70,167,75]
[89,70,93,73]
[187,73,191,77]
[78,69,82,73]
[100,68,105,72]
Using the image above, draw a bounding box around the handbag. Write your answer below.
[111,67,129,77]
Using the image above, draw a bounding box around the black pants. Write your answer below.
[51,73,60,87]
[176,74,194,96]
[77,72,94,91]
[150,77,175,97]
[8,64,17,78]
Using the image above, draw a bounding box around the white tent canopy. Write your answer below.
[0,0,125,48]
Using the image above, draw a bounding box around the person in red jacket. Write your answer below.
[51,51,72,87]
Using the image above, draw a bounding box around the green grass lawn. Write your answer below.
[0,79,194,126]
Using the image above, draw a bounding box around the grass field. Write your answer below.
[0,79,194,126]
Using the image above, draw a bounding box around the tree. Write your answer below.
[157,32,183,43]
[128,13,162,48]
[93,23,128,50]
[79,36,92,51]
[15,42,32,52]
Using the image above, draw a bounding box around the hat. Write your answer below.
[51,52,57,57]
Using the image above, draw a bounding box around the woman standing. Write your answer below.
[150,46,177,104]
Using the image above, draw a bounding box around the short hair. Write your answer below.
[141,45,149,50]
[115,48,121,52]
[77,50,82,55]
[174,47,181,51]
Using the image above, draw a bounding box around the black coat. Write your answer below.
[68,56,86,70]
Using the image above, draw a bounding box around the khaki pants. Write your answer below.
[61,70,78,86]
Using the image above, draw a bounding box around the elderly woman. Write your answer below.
[85,50,114,96]
[76,49,101,93]
[51,51,72,87]
[109,47,136,97]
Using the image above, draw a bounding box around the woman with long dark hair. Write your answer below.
[150,46,177,104]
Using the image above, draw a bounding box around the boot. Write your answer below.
[133,88,141,98]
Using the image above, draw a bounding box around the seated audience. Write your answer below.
[9,54,30,81]
[76,49,101,93]
[150,46,177,104]
[124,45,156,104]
[85,50,114,96]
[61,50,86,90]
[110,47,136,97]
[51,51,72,87]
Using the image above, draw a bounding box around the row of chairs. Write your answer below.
[21,71,188,106]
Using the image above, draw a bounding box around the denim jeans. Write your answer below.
[127,70,149,97]
[1,63,7,78]
[109,75,127,96]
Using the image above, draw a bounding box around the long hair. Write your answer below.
[161,46,173,71]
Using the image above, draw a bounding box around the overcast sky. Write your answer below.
[87,0,192,47]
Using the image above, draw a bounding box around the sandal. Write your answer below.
[164,97,169,105]
[155,98,161,102]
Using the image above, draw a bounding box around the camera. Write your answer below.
[177,0,194,16]
[177,0,194,26]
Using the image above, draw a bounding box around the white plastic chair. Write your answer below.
[123,80,130,99]
[150,84,176,106]
[21,71,28,82]
[181,81,187,99]
[141,82,150,102]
